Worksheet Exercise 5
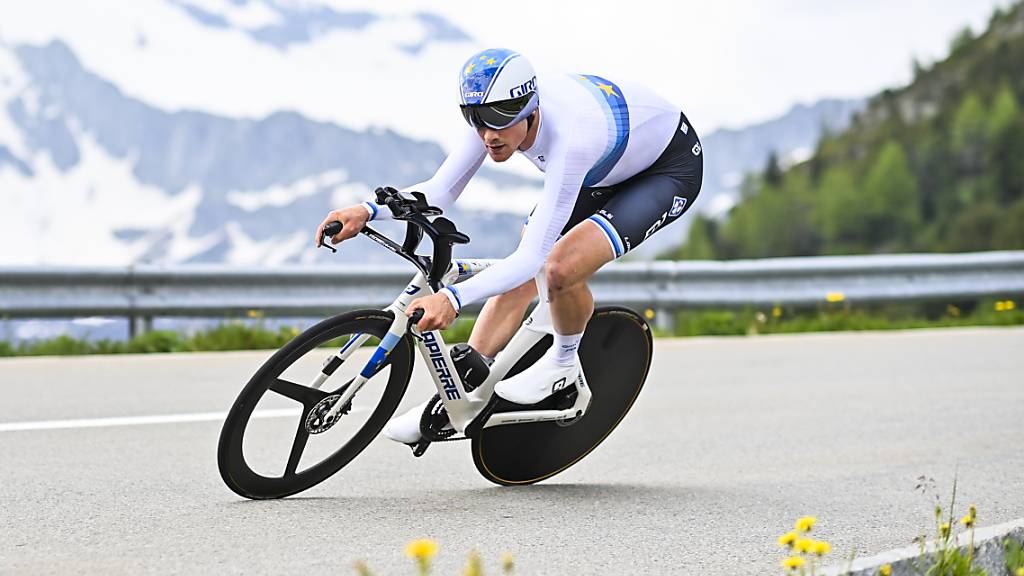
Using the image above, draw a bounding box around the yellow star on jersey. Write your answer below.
[596,83,619,97]
[486,57,496,65]
[464,62,476,75]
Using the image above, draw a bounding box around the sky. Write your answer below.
[358,0,1014,133]
[0,0,1014,141]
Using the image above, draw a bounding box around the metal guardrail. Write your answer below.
[1,251,1023,333]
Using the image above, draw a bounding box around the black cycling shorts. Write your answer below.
[535,112,703,257]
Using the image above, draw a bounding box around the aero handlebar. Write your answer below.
[321,187,470,292]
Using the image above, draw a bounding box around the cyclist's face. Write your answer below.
[477,119,528,162]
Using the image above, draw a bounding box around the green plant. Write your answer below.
[1005,538,1024,575]
[912,476,985,576]
[184,322,295,351]
[126,330,183,353]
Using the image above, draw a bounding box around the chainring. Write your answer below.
[304,394,351,434]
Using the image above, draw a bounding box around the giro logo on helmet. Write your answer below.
[510,77,537,99]
[464,91,485,98]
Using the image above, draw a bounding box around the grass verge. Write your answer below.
[0,299,1019,357]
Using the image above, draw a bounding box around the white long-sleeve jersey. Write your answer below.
[364,72,681,309]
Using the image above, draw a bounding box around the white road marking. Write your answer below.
[0,408,305,432]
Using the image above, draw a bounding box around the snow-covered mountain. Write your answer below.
[0,0,863,267]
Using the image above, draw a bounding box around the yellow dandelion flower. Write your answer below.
[811,540,831,555]
[996,301,1006,312]
[961,514,974,528]
[795,516,817,532]
[778,531,799,547]
[879,564,892,576]
[781,556,805,570]
[463,550,482,576]
[1008,300,1016,310]
[794,538,814,554]
[940,522,951,537]
[1015,567,1024,576]
[826,292,845,303]
[501,552,515,574]
[405,539,439,560]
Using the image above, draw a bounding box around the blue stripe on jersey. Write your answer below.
[446,286,462,309]
[575,74,630,187]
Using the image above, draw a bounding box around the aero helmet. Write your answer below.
[458,48,538,129]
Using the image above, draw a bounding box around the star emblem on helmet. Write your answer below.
[464,62,475,76]
[597,83,619,97]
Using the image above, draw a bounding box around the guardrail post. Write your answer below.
[129,315,152,339]
[655,307,675,333]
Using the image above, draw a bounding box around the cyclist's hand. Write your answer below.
[407,293,457,331]
[315,205,369,247]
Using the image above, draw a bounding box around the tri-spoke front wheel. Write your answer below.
[217,310,413,499]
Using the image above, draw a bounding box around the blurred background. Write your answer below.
[0,0,1022,346]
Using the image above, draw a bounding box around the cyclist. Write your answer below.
[316,48,702,445]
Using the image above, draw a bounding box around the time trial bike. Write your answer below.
[217,187,653,499]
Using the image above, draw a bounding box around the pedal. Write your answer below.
[419,394,457,442]
[410,438,431,457]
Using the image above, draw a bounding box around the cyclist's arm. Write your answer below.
[361,128,486,221]
[442,121,603,309]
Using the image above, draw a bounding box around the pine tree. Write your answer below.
[862,141,920,249]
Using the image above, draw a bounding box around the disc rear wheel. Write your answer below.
[472,306,653,486]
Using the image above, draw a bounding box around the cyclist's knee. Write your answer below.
[545,252,585,293]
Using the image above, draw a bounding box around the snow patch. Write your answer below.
[0,131,197,265]
[0,0,476,150]
[224,222,307,266]
[227,168,348,211]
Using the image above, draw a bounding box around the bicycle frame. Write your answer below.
[314,259,592,436]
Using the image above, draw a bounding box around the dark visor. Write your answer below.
[460,93,533,129]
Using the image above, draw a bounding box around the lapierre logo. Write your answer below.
[422,332,460,400]
[645,211,668,240]
[509,76,537,98]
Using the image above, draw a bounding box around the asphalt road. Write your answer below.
[1,327,1022,575]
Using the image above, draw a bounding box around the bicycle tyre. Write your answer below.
[218,309,413,499]
[471,306,653,486]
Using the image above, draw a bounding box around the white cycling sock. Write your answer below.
[553,331,583,367]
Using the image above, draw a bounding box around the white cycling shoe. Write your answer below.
[494,350,582,405]
[382,399,435,444]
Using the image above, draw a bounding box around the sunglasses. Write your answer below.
[460,93,535,129]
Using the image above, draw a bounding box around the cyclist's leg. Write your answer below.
[497,115,702,404]
[469,279,536,358]
[467,190,607,357]
[544,223,612,335]
[548,113,703,331]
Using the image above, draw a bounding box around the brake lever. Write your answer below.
[319,221,343,253]
[407,308,425,340]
